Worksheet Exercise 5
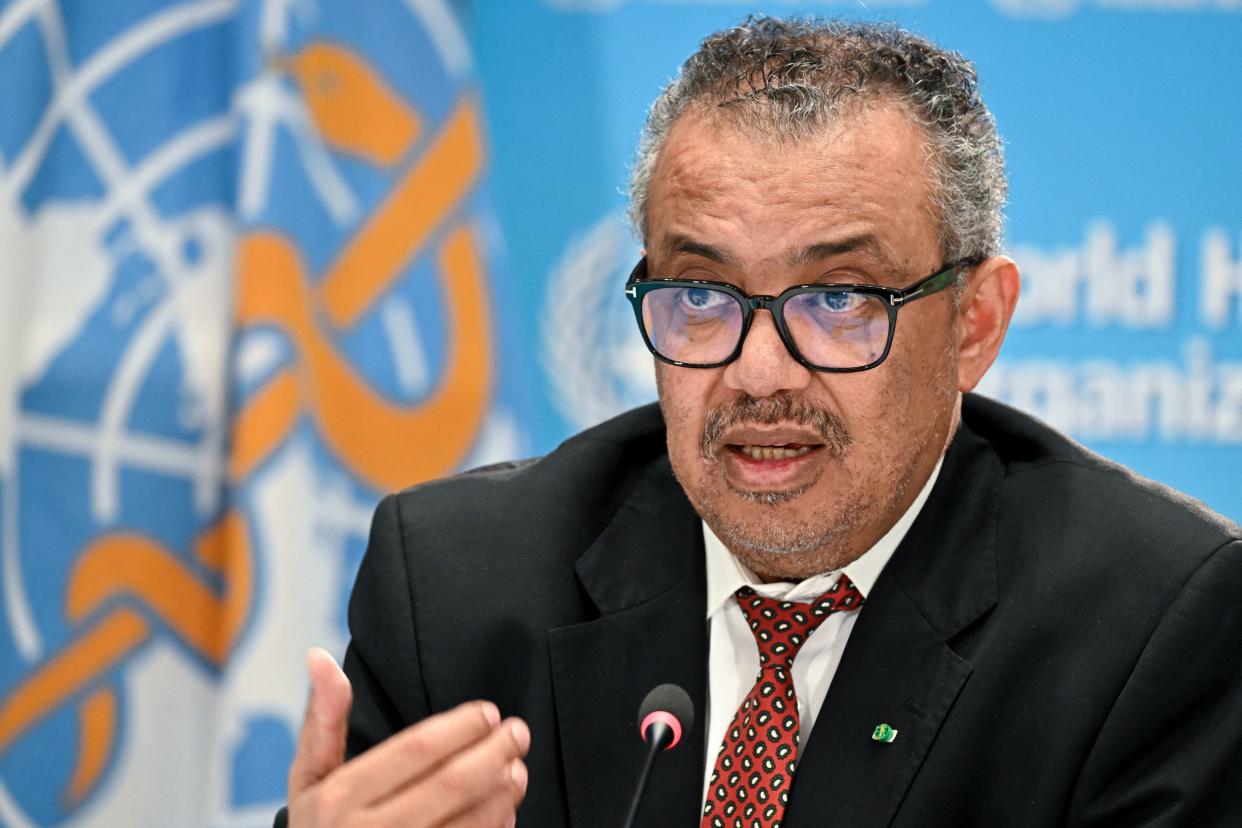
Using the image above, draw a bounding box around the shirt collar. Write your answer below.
[703,456,945,619]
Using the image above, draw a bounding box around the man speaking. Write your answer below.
[279,17,1242,827]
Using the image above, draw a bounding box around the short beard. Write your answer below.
[696,483,869,581]
[690,392,861,571]
[699,391,851,463]
[663,319,961,582]
[725,475,814,505]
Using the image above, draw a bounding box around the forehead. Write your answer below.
[645,101,941,277]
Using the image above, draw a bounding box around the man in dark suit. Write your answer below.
[280,18,1242,828]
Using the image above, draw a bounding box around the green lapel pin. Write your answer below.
[871,723,898,744]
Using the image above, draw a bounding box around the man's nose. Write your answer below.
[722,310,812,398]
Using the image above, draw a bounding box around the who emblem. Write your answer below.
[0,1,500,824]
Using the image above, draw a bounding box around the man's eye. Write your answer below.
[814,291,866,312]
[679,288,729,311]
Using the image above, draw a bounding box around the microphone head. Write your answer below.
[637,683,694,750]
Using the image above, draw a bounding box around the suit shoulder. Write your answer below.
[383,403,669,549]
[395,402,664,494]
[964,394,1241,557]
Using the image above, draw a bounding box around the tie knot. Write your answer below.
[735,576,864,668]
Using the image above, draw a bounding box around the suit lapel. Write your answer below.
[784,418,1004,828]
[549,456,709,828]
[782,581,975,828]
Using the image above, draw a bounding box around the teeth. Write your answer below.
[739,445,813,461]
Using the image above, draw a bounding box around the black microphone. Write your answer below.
[621,683,695,828]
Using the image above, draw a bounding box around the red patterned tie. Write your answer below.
[701,576,865,828]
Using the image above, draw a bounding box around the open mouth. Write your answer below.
[722,442,827,490]
[730,443,820,461]
[705,421,841,494]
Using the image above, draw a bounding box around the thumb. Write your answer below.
[288,647,353,797]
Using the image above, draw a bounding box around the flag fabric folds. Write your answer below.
[0,1,507,824]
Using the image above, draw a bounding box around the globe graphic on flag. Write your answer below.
[0,1,498,824]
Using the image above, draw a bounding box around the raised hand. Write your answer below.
[288,648,529,827]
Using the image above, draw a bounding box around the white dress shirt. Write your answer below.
[701,458,944,801]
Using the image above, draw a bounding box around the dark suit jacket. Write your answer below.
[288,394,1242,827]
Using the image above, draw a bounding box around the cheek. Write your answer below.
[655,365,714,469]
[850,319,957,461]
[892,307,957,390]
[823,343,926,449]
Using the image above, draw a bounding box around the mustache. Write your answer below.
[699,392,851,462]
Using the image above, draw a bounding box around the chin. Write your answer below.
[697,479,870,580]
[725,528,860,583]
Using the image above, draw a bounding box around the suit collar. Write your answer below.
[569,401,1001,634]
[701,453,948,618]
[551,453,709,826]
[886,413,1002,642]
[572,454,701,615]
[783,413,1004,828]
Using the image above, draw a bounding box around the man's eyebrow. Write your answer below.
[659,234,739,266]
[785,235,897,270]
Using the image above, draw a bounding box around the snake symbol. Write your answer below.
[0,39,495,812]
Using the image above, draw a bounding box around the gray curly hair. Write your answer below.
[628,17,1007,264]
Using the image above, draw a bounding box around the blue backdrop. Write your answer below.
[0,2,1236,825]
[472,0,1242,520]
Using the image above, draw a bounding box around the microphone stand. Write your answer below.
[621,721,673,828]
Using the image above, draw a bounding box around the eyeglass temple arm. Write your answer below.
[888,262,968,306]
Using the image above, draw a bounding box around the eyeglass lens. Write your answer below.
[640,286,890,369]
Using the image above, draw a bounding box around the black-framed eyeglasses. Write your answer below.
[624,257,975,372]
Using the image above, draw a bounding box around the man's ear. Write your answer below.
[956,255,1020,393]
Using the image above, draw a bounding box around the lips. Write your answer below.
[698,394,851,498]
[721,426,825,447]
[715,426,830,491]
[699,392,850,465]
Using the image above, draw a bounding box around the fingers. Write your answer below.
[366,717,530,826]
[332,700,505,808]
[288,647,353,797]
[286,668,531,828]
[437,768,525,828]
